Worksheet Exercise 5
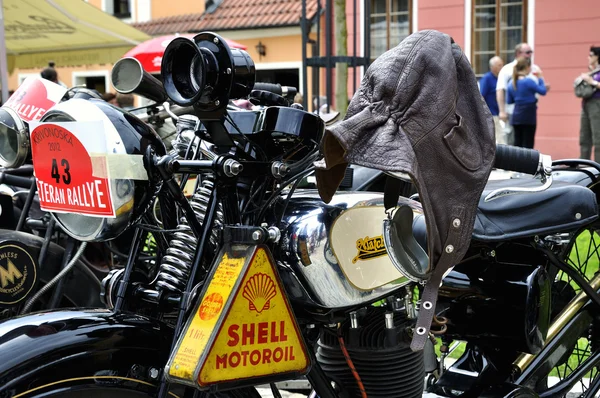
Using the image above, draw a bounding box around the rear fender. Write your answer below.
[0,309,173,394]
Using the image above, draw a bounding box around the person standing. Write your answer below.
[496,43,547,145]
[506,57,547,149]
[40,62,59,84]
[102,92,119,106]
[579,46,600,160]
[480,56,504,143]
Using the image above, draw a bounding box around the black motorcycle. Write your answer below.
[0,87,140,320]
[0,32,599,398]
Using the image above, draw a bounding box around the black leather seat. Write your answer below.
[412,178,598,249]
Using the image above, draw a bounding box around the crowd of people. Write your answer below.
[480,43,600,161]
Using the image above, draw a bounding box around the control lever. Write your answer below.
[484,146,553,202]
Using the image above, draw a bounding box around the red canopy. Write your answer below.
[123,34,247,74]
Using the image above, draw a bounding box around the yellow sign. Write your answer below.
[166,245,309,389]
[198,247,309,385]
[167,251,245,383]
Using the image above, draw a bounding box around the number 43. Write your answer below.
[51,158,71,185]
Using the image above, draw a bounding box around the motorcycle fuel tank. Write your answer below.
[278,191,423,309]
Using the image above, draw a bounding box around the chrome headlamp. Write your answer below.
[0,107,29,169]
[39,99,166,242]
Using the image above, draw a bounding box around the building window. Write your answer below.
[113,0,131,18]
[472,0,527,76]
[370,0,411,60]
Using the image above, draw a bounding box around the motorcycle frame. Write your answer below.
[101,149,338,398]
[5,136,600,397]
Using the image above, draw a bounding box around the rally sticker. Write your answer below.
[2,76,67,122]
[166,245,309,388]
[29,121,115,218]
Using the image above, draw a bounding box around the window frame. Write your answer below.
[112,0,132,19]
[471,0,528,77]
[369,0,412,61]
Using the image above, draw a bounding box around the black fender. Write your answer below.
[0,229,103,309]
[0,309,173,394]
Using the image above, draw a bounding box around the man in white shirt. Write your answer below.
[496,43,546,145]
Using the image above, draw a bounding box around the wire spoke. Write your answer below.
[550,225,600,396]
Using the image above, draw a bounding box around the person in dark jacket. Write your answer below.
[579,46,600,160]
[40,61,59,84]
[480,56,504,143]
[506,57,547,149]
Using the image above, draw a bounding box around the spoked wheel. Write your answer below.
[536,224,600,397]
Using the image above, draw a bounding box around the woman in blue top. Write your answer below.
[506,57,548,149]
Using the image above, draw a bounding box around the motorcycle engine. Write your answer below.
[316,306,425,397]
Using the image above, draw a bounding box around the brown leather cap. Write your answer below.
[315,30,496,350]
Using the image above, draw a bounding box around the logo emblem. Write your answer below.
[352,235,387,263]
[0,259,23,288]
[242,273,276,313]
[0,242,37,306]
[199,292,224,321]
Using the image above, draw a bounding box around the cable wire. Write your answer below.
[22,242,88,313]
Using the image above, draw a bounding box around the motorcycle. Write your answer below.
[0,87,133,320]
[0,32,599,398]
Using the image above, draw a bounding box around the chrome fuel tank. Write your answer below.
[277,190,423,309]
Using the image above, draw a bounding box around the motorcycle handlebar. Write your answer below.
[253,82,297,98]
[136,103,195,124]
[494,144,541,175]
[2,165,33,176]
[0,172,33,188]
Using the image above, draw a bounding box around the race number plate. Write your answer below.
[2,76,66,122]
[166,244,309,389]
[29,121,116,217]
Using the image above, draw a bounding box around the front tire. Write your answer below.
[17,375,261,398]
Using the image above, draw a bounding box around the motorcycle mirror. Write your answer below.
[111,57,168,104]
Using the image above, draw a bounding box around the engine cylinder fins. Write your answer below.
[316,308,425,398]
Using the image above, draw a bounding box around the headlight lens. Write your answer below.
[0,107,28,169]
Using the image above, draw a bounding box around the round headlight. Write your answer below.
[0,107,29,169]
[39,99,166,242]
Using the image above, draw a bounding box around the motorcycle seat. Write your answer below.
[411,178,598,249]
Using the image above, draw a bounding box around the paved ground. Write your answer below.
[256,388,307,398]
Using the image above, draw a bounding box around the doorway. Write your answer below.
[72,71,109,94]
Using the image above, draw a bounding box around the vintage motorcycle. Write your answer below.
[0,87,117,319]
[0,32,599,398]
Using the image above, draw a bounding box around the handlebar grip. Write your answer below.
[253,82,282,96]
[494,144,540,175]
[0,173,33,188]
[283,86,297,98]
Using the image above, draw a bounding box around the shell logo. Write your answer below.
[242,273,276,313]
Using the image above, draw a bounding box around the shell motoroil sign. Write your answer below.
[166,244,309,388]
